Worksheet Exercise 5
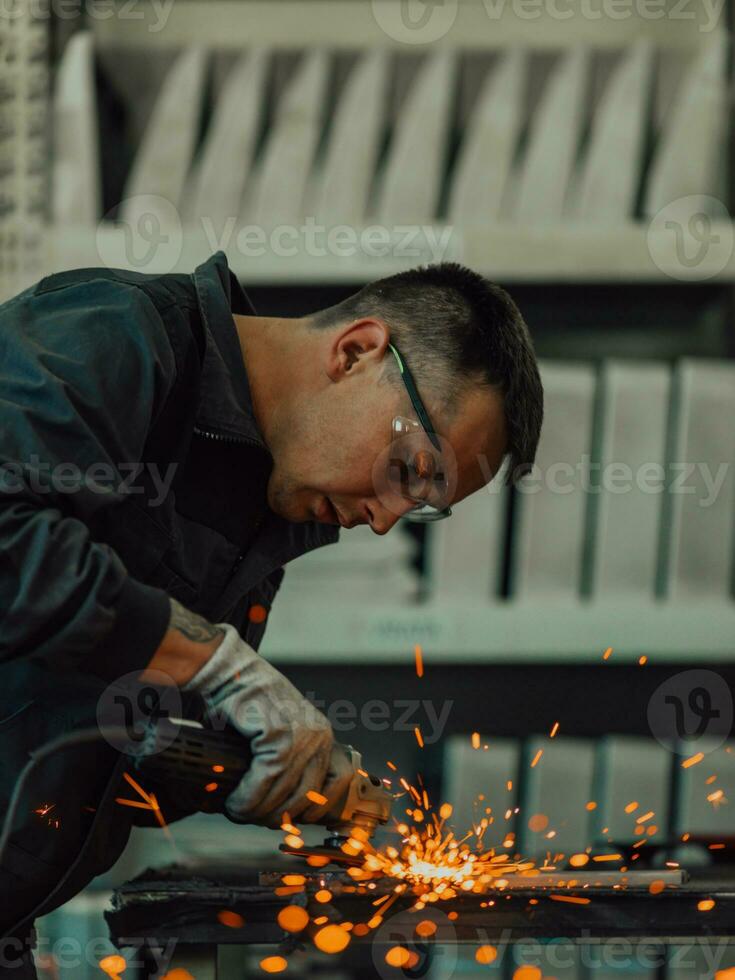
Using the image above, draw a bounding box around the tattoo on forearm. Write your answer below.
[169,598,225,643]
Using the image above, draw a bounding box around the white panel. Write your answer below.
[375,51,455,224]
[645,36,729,217]
[442,736,520,849]
[311,50,387,226]
[247,50,329,227]
[575,43,653,222]
[520,736,596,858]
[448,49,526,225]
[597,736,671,845]
[273,524,420,604]
[666,360,735,599]
[52,31,100,225]
[121,47,207,231]
[593,362,670,597]
[513,47,589,223]
[186,49,269,228]
[513,362,596,598]
[426,482,506,602]
[676,738,735,837]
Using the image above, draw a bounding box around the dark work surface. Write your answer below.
[107,861,735,946]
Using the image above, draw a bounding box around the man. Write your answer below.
[0,250,542,967]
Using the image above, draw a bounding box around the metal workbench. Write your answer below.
[106,859,735,978]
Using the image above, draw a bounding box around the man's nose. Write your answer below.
[364,497,414,535]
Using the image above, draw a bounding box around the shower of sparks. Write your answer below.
[274,646,723,975]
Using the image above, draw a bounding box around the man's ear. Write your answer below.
[325,318,390,382]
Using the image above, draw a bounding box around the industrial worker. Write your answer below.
[0,251,542,972]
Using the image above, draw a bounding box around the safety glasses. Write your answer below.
[386,344,452,522]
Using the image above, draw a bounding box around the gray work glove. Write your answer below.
[183,623,350,827]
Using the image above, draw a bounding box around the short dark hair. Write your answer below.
[310,262,543,482]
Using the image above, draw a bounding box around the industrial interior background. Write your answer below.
[2,0,735,976]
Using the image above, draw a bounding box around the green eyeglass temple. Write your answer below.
[388,344,442,452]
[388,343,452,521]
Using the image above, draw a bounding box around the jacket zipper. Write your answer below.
[193,426,268,576]
[193,424,258,446]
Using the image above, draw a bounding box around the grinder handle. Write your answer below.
[134,717,252,813]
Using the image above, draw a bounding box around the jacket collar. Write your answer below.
[191,251,339,553]
[191,250,266,448]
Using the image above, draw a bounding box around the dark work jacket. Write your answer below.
[0,249,339,679]
[0,251,340,935]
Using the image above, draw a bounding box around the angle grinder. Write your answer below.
[133,716,393,852]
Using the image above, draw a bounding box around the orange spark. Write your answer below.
[414,644,424,678]
[306,790,328,806]
[682,752,704,769]
[217,910,244,928]
[386,947,411,968]
[314,925,351,954]
[259,955,287,973]
[99,955,126,978]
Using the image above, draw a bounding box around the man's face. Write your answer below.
[265,325,508,534]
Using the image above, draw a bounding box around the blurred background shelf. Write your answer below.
[261,600,735,662]
[88,0,725,51]
[44,221,735,283]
